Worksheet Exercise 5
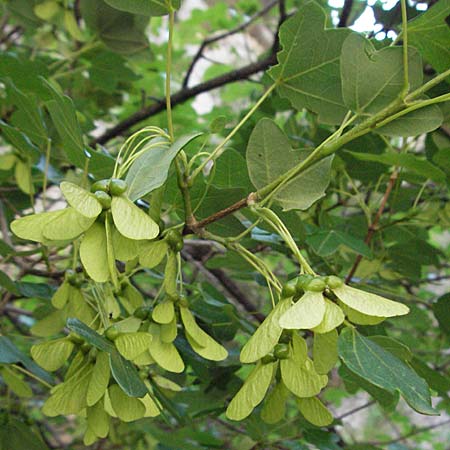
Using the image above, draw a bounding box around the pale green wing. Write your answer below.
[43,207,95,241]
[279,291,326,329]
[297,396,333,426]
[111,196,159,240]
[108,384,146,422]
[240,298,291,363]
[226,361,277,421]
[139,240,168,268]
[148,324,184,373]
[31,338,75,372]
[339,301,386,325]
[261,382,289,424]
[312,298,345,333]
[333,284,409,317]
[87,352,110,407]
[115,332,153,360]
[313,329,338,375]
[60,181,102,218]
[112,227,139,261]
[80,222,110,282]
[185,331,228,361]
[152,299,175,325]
[11,210,64,243]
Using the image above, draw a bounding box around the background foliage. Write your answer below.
[0,0,449,449]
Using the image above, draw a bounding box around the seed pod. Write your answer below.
[94,190,112,209]
[165,229,184,252]
[305,278,327,292]
[274,343,290,359]
[134,306,150,320]
[325,275,344,289]
[91,179,110,193]
[261,354,277,364]
[105,326,120,341]
[109,178,128,196]
[281,280,297,298]
[296,274,314,292]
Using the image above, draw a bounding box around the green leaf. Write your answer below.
[313,329,338,375]
[139,239,168,268]
[5,80,47,148]
[108,384,146,421]
[332,284,409,318]
[60,182,102,218]
[0,367,33,398]
[2,417,49,450]
[247,118,333,211]
[306,229,372,258]
[81,0,150,54]
[0,336,53,384]
[312,299,345,334]
[408,0,450,74]
[240,298,291,363]
[43,207,95,241]
[152,299,175,324]
[341,34,422,115]
[212,148,251,190]
[338,327,436,415]
[115,332,153,360]
[109,350,147,397]
[41,79,87,169]
[125,133,201,201]
[261,382,289,424]
[226,361,277,421]
[409,357,450,395]
[66,318,114,353]
[79,222,110,282]
[111,196,159,240]
[0,269,19,295]
[376,103,443,137]
[31,338,75,372]
[87,352,110,406]
[104,0,180,16]
[268,2,352,124]
[433,293,450,337]
[0,120,40,161]
[345,151,446,183]
[279,291,326,330]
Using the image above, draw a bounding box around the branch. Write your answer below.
[91,53,277,146]
[345,169,399,283]
[338,0,354,28]
[182,0,278,88]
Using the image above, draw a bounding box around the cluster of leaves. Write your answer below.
[0,0,449,449]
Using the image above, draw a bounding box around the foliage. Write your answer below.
[0,0,449,449]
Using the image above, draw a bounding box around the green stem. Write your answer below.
[189,83,278,182]
[11,364,52,389]
[400,0,409,95]
[406,68,450,101]
[42,139,51,211]
[165,4,175,142]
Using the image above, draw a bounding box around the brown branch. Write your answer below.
[338,0,354,28]
[345,169,399,283]
[91,53,277,146]
[182,0,278,88]
[182,248,265,323]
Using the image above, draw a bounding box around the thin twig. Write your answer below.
[91,53,277,146]
[345,169,399,283]
[338,0,354,27]
[182,0,278,88]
